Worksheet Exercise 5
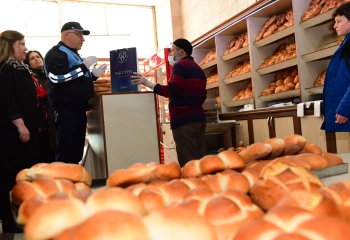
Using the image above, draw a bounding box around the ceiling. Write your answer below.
[73,0,158,6]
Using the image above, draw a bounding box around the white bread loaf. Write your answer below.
[107,161,181,187]
[238,142,273,163]
[16,162,92,186]
[281,134,306,156]
[181,151,245,178]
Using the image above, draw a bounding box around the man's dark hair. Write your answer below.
[332,2,350,19]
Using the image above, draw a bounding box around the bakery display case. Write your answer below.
[190,0,350,152]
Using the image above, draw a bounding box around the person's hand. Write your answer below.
[83,56,98,69]
[92,63,108,77]
[131,72,156,89]
[18,125,30,143]
[335,113,348,124]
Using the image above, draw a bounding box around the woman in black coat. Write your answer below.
[0,30,43,232]
[24,50,57,162]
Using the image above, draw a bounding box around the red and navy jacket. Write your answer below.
[153,56,207,129]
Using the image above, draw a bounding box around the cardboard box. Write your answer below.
[110,47,140,92]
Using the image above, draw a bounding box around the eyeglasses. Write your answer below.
[68,32,84,38]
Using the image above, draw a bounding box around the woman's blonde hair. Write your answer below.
[0,30,24,62]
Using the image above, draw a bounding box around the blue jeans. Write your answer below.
[54,109,87,163]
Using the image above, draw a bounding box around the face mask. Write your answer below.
[168,50,180,66]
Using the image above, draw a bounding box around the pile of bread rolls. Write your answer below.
[314,68,327,87]
[223,32,249,55]
[94,71,111,95]
[256,9,294,42]
[232,79,253,101]
[225,60,251,79]
[207,67,219,84]
[260,42,297,69]
[199,49,217,66]
[12,134,350,240]
[301,0,348,22]
[261,66,299,96]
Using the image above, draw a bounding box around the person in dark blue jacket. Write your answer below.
[45,22,107,163]
[322,3,350,132]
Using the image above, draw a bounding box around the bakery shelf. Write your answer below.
[223,98,253,107]
[299,10,333,30]
[206,82,219,89]
[305,86,323,95]
[200,59,217,70]
[223,72,252,84]
[302,45,337,62]
[256,58,298,75]
[253,26,295,48]
[221,46,249,61]
[258,89,300,102]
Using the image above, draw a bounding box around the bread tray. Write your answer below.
[312,163,348,179]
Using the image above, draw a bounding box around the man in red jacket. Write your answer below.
[132,38,207,167]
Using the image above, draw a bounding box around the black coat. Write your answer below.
[0,60,39,178]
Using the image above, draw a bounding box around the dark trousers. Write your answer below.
[54,109,87,164]
[172,122,207,167]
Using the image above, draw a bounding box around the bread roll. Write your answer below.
[11,176,87,206]
[16,162,92,186]
[178,190,264,240]
[181,151,245,178]
[143,207,217,240]
[24,198,89,240]
[107,161,181,187]
[297,142,323,155]
[54,210,150,240]
[86,187,146,216]
[200,169,250,193]
[238,142,273,163]
[250,162,323,210]
[275,190,340,218]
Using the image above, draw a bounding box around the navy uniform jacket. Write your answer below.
[44,42,97,111]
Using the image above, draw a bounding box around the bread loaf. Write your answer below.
[106,161,181,187]
[11,176,90,206]
[265,138,285,159]
[281,134,306,156]
[250,162,323,210]
[321,152,343,167]
[16,162,92,186]
[238,142,273,163]
[295,153,328,170]
[181,151,245,178]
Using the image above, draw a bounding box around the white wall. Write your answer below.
[0,0,157,59]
